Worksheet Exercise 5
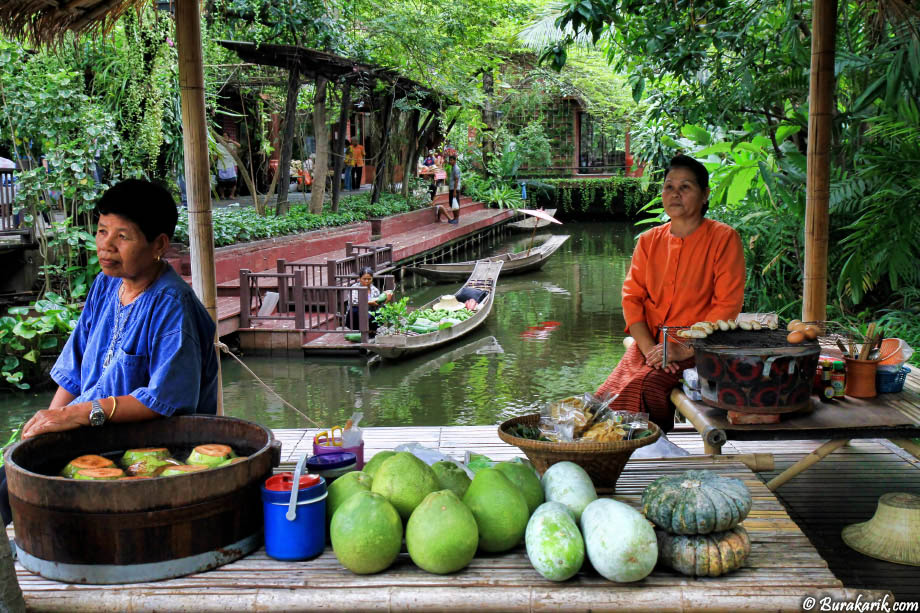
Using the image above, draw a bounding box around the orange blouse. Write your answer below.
[621,218,745,340]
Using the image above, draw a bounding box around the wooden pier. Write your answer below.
[12,425,919,611]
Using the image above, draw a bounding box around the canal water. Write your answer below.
[0,221,638,441]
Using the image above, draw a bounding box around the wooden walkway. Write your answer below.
[13,425,917,611]
[213,198,515,336]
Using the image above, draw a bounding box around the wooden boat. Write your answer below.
[407,234,569,283]
[367,261,503,360]
[507,208,558,231]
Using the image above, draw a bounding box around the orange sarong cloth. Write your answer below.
[597,219,745,431]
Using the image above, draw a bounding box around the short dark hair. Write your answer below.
[665,154,710,216]
[358,266,374,277]
[96,179,178,242]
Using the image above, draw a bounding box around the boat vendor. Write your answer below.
[0,179,219,526]
[346,266,394,334]
[595,155,745,432]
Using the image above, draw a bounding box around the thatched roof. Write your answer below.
[0,0,148,45]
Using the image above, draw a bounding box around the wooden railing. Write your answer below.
[1,169,17,231]
[240,267,395,343]
[344,242,393,272]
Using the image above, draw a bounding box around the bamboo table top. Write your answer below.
[12,437,886,613]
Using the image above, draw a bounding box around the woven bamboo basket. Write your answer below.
[497,414,661,489]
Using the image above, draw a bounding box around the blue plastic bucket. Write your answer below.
[261,454,327,561]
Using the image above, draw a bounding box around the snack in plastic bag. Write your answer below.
[342,411,364,448]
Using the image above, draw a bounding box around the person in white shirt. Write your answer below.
[347,267,393,334]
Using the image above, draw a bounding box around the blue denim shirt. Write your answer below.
[50,267,218,416]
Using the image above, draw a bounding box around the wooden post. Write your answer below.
[276,259,288,313]
[803,0,838,323]
[332,79,352,211]
[239,270,251,329]
[371,88,395,204]
[293,271,305,330]
[275,62,301,217]
[176,0,222,415]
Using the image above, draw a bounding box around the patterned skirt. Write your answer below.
[595,343,694,433]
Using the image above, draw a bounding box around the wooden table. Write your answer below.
[15,454,885,612]
[672,368,920,490]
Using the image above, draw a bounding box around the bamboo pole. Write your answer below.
[176,0,222,415]
[890,438,920,461]
[766,438,849,491]
[802,0,837,323]
[670,389,728,454]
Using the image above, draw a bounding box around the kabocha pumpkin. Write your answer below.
[656,526,751,577]
[642,470,752,535]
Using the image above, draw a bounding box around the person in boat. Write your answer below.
[346,266,393,334]
[595,154,745,433]
[0,179,219,525]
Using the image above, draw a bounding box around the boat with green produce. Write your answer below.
[407,235,568,283]
[367,261,503,360]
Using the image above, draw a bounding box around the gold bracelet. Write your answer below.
[108,396,118,421]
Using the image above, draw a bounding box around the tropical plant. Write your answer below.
[0,293,80,390]
[373,296,410,333]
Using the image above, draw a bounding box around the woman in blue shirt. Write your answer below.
[22,179,219,438]
[1,179,218,527]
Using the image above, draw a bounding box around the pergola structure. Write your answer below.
[217,41,450,208]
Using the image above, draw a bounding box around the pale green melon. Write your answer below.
[406,490,478,574]
[580,498,657,583]
[525,501,585,581]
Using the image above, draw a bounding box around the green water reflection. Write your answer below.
[0,222,636,439]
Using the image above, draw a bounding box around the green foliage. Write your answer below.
[0,293,80,390]
[538,176,655,215]
[373,296,410,332]
[173,191,429,247]
[0,424,24,468]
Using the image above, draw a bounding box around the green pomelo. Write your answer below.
[542,461,597,522]
[370,452,440,521]
[580,498,657,583]
[363,451,397,478]
[330,491,403,574]
[120,447,170,468]
[125,456,171,477]
[495,461,545,514]
[431,461,472,499]
[187,444,235,467]
[462,468,530,553]
[74,467,124,480]
[525,502,585,581]
[61,455,114,479]
[327,471,374,523]
[406,490,479,574]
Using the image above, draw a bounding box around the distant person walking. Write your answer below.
[447,153,461,224]
[350,141,365,190]
[215,140,238,200]
[343,140,353,192]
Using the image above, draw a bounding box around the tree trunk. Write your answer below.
[275,63,301,217]
[310,77,329,215]
[331,79,352,212]
[481,70,495,175]
[402,108,421,198]
[371,89,396,204]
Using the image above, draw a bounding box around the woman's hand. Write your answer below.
[22,403,90,439]
[644,341,694,374]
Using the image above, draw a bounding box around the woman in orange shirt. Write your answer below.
[596,155,745,432]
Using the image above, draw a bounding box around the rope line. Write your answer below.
[215,342,321,428]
